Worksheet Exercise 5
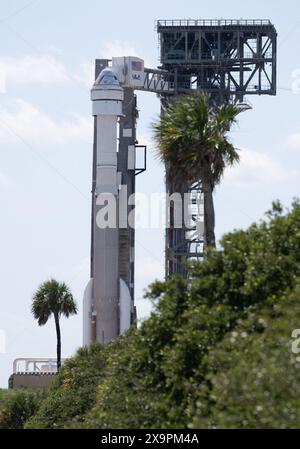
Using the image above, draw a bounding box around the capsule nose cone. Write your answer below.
[94,68,120,89]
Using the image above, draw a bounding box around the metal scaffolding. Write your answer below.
[156,19,277,278]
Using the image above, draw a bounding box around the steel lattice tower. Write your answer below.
[156,19,277,278]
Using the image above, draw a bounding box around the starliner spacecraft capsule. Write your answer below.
[83,67,131,345]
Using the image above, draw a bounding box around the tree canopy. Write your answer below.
[22,199,300,429]
[32,279,77,371]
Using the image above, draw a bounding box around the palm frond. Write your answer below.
[152,92,240,190]
[32,279,77,325]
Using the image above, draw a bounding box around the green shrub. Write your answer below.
[26,343,106,428]
[26,200,300,429]
[189,290,300,428]
[0,389,43,429]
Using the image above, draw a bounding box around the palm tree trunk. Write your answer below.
[54,313,61,372]
[203,180,216,250]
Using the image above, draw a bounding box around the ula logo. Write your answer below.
[132,74,141,80]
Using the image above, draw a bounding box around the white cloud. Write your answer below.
[0,172,10,187]
[287,132,300,151]
[74,59,94,89]
[0,55,70,90]
[0,48,157,93]
[100,40,140,59]
[223,147,288,189]
[100,40,156,68]
[0,53,97,91]
[0,98,92,144]
[291,69,300,95]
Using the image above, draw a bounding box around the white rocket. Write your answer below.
[83,68,130,345]
[83,57,146,346]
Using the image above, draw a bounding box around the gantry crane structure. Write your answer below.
[156,19,277,277]
[84,19,277,345]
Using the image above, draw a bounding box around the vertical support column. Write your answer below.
[185,31,188,62]
[272,30,277,95]
[118,87,137,324]
[163,94,188,279]
[161,97,172,279]
[198,31,202,61]
[238,31,244,102]
[257,33,262,92]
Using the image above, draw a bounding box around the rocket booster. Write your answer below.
[83,68,126,346]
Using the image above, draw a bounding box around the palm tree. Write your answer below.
[32,279,77,371]
[153,93,240,250]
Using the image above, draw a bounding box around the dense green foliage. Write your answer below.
[22,200,300,428]
[189,291,300,428]
[0,389,43,429]
[26,344,106,428]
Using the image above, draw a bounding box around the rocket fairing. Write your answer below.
[83,68,130,346]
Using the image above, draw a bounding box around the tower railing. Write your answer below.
[156,19,272,29]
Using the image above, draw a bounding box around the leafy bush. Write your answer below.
[26,200,300,429]
[0,389,43,429]
[189,290,300,428]
[26,343,106,428]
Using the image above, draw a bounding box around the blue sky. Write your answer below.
[0,0,299,387]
